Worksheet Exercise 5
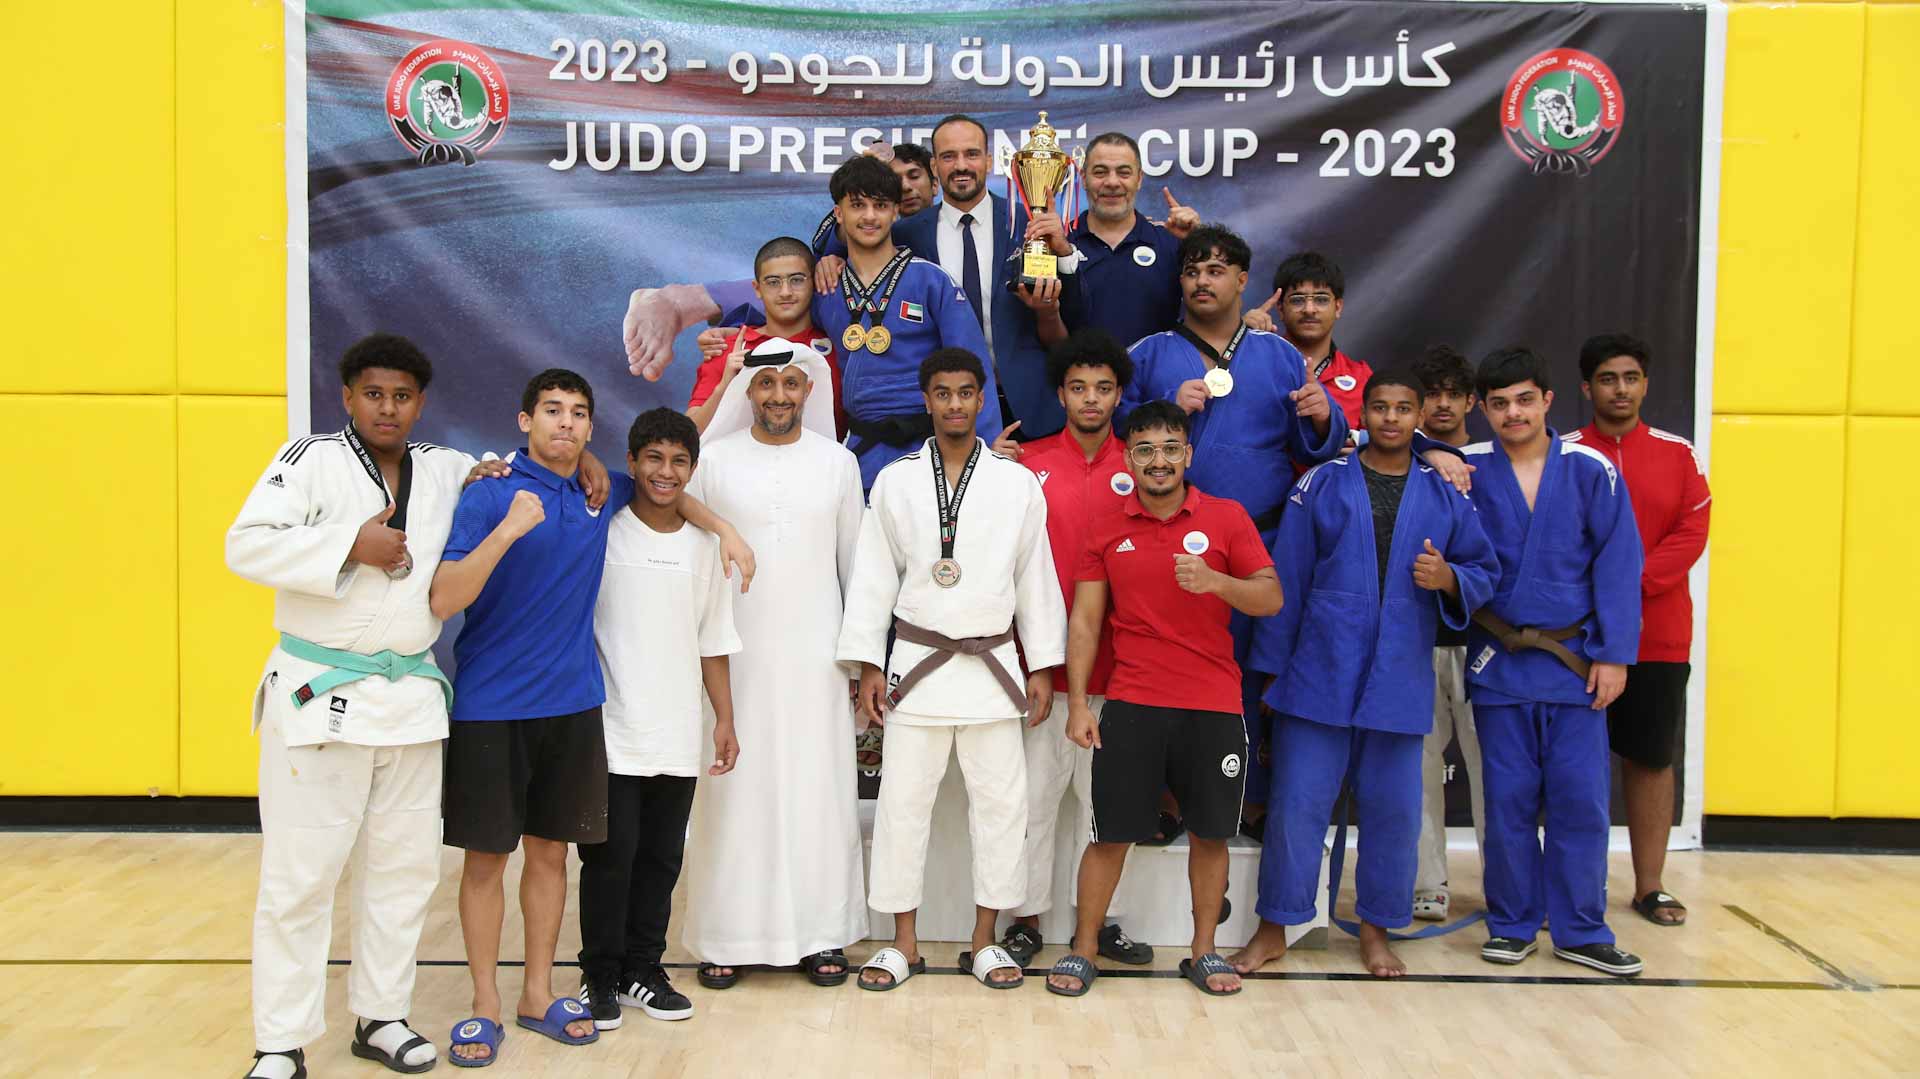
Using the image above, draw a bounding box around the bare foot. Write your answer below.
[971,936,1022,985]
[453,998,502,1063]
[1228,919,1290,974]
[1192,954,1243,993]
[1358,923,1406,978]
[1046,951,1097,993]
[860,947,919,988]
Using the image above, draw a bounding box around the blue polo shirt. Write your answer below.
[1069,212,1183,349]
[443,452,634,722]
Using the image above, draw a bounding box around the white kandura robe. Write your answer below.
[679,427,870,966]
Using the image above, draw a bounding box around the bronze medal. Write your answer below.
[931,558,962,588]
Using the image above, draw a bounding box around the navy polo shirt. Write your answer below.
[443,452,634,722]
[1070,212,1183,349]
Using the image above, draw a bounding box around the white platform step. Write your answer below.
[858,753,1328,949]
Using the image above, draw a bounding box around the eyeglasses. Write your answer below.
[759,273,810,291]
[1283,292,1336,310]
[1127,442,1188,465]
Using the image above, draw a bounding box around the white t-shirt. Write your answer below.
[593,508,742,776]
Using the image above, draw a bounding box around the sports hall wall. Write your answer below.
[0,1,1911,820]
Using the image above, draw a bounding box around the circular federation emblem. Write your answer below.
[1499,48,1624,176]
[562,998,585,1016]
[1333,374,1357,393]
[1109,471,1134,496]
[1182,530,1210,555]
[387,39,511,166]
[1132,246,1157,267]
[458,1020,483,1039]
[1221,753,1242,779]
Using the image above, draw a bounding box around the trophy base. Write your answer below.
[1009,245,1059,293]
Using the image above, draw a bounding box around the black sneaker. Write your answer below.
[1097,923,1154,965]
[619,966,694,1021]
[1481,936,1538,965]
[578,973,623,1029]
[1554,942,1643,977]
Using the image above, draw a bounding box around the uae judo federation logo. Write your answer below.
[1500,48,1624,176]
[386,39,510,166]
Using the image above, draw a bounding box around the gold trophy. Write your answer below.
[1009,111,1082,289]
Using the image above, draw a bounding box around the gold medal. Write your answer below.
[1204,367,1235,398]
[931,558,962,588]
[841,323,868,352]
[865,325,892,354]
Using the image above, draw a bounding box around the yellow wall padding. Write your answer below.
[1834,418,1919,815]
[177,2,288,397]
[1848,6,1920,418]
[0,397,179,795]
[177,398,286,796]
[0,4,175,395]
[1713,3,1862,417]
[1704,415,1842,816]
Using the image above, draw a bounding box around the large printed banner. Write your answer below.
[289,0,1717,841]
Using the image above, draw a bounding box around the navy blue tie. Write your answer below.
[959,212,985,329]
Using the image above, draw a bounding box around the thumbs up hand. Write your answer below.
[1412,538,1457,594]
[350,501,410,572]
[1288,354,1332,428]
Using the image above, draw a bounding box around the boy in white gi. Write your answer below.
[838,348,1067,991]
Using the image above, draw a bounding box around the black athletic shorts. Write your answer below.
[1607,661,1690,770]
[443,707,610,853]
[1090,700,1248,844]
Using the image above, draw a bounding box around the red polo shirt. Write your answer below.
[1077,485,1273,714]
[1568,422,1712,663]
[688,325,847,438]
[1313,343,1374,429]
[1022,430,1135,694]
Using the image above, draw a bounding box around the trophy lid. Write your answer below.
[1023,111,1060,153]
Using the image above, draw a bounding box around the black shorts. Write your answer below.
[444,707,610,853]
[1607,662,1690,769]
[1090,701,1247,844]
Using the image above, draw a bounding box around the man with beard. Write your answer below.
[1566,333,1711,929]
[685,237,845,439]
[992,330,1153,970]
[1408,345,1487,922]
[676,338,870,989]
[1048,400,1281,999]
[1063,132,1199,349]
[839,349,1065,992]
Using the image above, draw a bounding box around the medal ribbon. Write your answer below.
[1171,320,1248,375]
[931,437,982,564]
[343,424,413,531]
[842,246,915,329]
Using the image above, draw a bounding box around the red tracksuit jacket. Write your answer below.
[1567,422,1712,663]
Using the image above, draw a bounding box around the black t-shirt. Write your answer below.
[1358,458,1408,599]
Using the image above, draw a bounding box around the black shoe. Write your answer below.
[620,965,694,1021]
[245,1048,307,1079]
[1481,936,1538,965]
[1554,942,1644,977]
[578,973,624,1029]
[1097,923,1154,965]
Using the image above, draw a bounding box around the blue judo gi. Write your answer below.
[1120,327,1348,805]
[1462,433,1642,949]
[1246,455,1499,928]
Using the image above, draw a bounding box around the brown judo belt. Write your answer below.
[1470,610,1592,680]
[887,620,1027,713]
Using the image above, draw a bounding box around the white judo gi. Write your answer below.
[226,429,475,1052]
[677,345,873,966]
[836,438,1067,913]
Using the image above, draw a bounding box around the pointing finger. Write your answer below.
[1162,187,1182,209]
[1257,289,1281,313]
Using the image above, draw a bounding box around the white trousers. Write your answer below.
[253,716,443,1051]
[1416,646,1486,893]
[1011,694,1128,918]
[869,718,1028,914]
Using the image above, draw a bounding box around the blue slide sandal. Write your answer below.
[515,997,598,1046]
[448,1017,504,1069]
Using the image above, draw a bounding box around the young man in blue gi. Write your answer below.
[1463,348,1645,977]
[1233,371,1500,978]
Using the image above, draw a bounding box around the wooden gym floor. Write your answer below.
[1,833,1915,1077]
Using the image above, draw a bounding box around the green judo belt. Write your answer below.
[279,633,453,713]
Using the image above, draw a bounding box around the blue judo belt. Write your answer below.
[1324,760,1486,941]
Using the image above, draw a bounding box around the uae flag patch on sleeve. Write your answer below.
[898,300,925,323]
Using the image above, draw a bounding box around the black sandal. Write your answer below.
[999,923,1043,966]
[1632,890,1688,926]
[245,1048,307,1079]
[350,1019,434,1074]
[1139,811,1184,847]
[801,950,851,987]
[697,962,742,989]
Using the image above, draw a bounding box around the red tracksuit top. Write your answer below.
[1567,422,1712,663]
